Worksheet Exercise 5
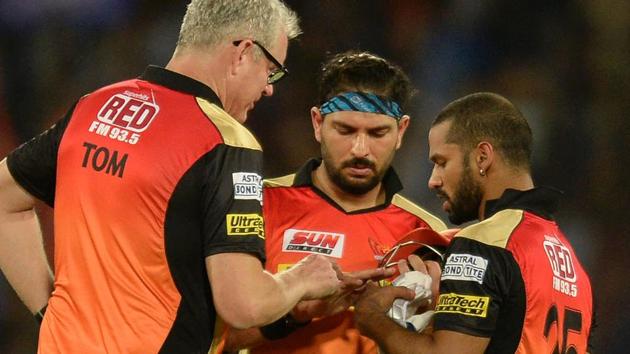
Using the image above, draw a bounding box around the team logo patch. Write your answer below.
[282,229,345,258]
[435,293,489,318]
[232,172,262,204]
[543,235,578,297]
[226,214,264,239]
[97,91,159,133]
[442,254,488,284]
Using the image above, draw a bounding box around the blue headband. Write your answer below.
[319,92,404,120]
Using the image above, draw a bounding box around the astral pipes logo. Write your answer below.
[282,229,345,258]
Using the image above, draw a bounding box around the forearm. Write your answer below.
[0,208,53,313]
[359,311,435,354]
[208,254,307,329]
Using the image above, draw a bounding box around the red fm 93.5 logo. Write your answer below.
[97,92,159,133]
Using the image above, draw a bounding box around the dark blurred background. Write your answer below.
[1,0,628,352]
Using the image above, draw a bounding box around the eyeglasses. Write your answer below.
[233,40,289,84]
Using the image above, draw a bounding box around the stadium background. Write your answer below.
[0,0,628,352]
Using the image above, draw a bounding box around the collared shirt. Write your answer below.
[434,187,594,353]
[7,65,264,353]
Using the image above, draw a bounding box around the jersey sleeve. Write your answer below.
[433,237,522,337]
[6,102,77,207]
[200,144,265,262]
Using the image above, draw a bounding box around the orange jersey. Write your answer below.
[7,66,265,353]
[434,187,594,353]
[253,159,446,354]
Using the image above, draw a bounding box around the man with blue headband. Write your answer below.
[226,51,447,354]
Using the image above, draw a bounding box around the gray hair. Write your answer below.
[176,0,301,53]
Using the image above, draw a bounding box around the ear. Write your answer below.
[311,107,324,143]
[231,40,255,76]
[395,115,411,150]
[475,141,494,175]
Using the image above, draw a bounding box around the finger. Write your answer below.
[331,261,345,280]
[407,254,428,273]
[425,260,441,280]
[388,285,416,301]
[397,259,410,274]
[347,267,395,281]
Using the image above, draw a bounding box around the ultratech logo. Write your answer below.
[282,229,345,258]
[232,172,262,204]
[435,293,489,318]
[226,214,264,239]
[442,254,488,284]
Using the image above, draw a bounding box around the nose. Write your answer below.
[428,166,442,190]
[351,133,369,157]
[262,83,274,97]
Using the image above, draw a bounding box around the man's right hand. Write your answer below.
[285,254,341,300]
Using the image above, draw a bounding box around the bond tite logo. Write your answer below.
[232,172,262,205]
[282,229,345,258]
[543,235,578,297]
[442,254,488,284]
[226,214,264,239]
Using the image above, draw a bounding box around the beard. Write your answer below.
[321,143,390,196]
[439,160,483,225]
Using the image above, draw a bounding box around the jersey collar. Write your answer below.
[484,186,563,220]
[140,65,223,108]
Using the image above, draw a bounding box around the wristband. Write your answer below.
[259,313,311,340]
[34,305,48,324]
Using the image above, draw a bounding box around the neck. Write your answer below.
[478,170,534,221]
[312,165,386,212]
[165,46,229,106]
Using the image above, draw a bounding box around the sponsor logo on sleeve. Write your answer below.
[232,172,262,204]
[435,293,490,318]
[226,214,264,239]
[282,229,345,258]
[441,254,488,284]
[543,235,578,297]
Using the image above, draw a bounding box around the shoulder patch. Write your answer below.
[392,194,447,231]
[456,209,524,248]
[196,98,262,151]
[264,174,296,188]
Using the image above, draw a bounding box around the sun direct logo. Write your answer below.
[282,229,345,258]
[435,293,490,318]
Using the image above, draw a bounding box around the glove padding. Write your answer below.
[387,271,434,332]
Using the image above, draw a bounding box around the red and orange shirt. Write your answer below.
[7,66,265,353]
[433,187,594,353]
[254,159,447,354]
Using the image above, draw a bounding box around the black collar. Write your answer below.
[140,65,223,107]
[484,186,563,220]
[291,158,404,214]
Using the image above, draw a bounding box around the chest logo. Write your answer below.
[282,229,345,258]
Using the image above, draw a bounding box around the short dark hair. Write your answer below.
[317,51,414,110]
[433,92,533,170]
